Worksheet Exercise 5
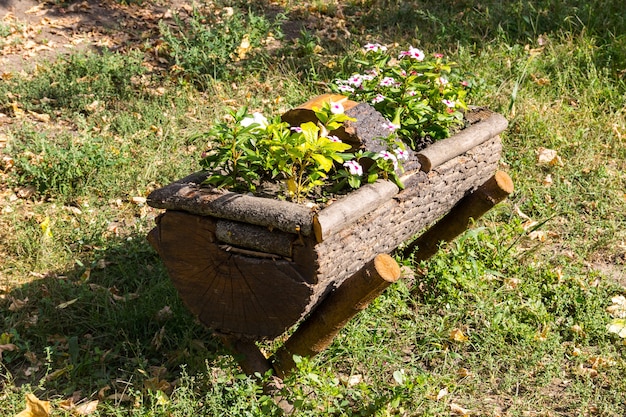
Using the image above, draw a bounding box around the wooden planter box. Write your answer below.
[146,99,508,342]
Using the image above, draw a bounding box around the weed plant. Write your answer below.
[1,0,626,416]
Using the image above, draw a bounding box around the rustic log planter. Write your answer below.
[146,95,511,378]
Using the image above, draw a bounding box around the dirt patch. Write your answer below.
[0,0,189,73]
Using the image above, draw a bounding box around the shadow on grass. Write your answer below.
[1,230,410,415]
[1,232,225,399]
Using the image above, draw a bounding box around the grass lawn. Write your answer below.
[1,0,625,415]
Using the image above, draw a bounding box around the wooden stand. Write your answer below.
[146,95,512,390]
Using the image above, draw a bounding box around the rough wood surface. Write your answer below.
[313,180,399,242]
[311,136,503,296]
[147,172,315,236]
[281,93,359,132]
[271,254,401,377]
[416,112,508,172]
[147,210,315,339]
[398,170,514,260]
[215,220,296,257]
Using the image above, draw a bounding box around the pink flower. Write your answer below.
[330,101,344,114]
[372,94,385,104]
[379,77,396,87]
[379,150,398,169]
[399,46,425,61]
[343,160,363,176]
[460,80,469,87]
[290,126,303,133]
[363,43,387,53]
[442,99,456,108]
[327,135,342,142]
[382,121,400,131]
[433,53,444,58]
[436,76,449,86]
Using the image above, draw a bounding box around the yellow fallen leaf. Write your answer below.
[40,216,53,238]
[15,393,51,417]
[450,402,472,416]
[450,328,469,343]
[236,34,251,60]
[607,318,626,338]
[28,111,50,123]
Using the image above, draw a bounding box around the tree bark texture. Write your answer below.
[147,172,315,236]
[398,170,514,260]
[416,112,508,172]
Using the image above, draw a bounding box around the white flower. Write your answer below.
[372,94,385,104]
[395,148,409,160]
[399,46,425,61]
[337,84,355,93]
[379,77,397,87]
[436,76,449,86]
[330,101,344,114]
[240,112,268,129]
[343,160,363,176]
[363,43,387,53]
[382,121,400,131]
[442,99,456,108]
[379,150,398,169]
[347,74,364,87]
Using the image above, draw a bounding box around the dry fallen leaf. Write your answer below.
[15,393,51,417]
[536,147,564,166]
[0,343,17,361]
[607,295,626,318]
[436,387,448,400]
[450,402,472,416]
[73,400,99,415]
[56,298,78,309]
[450,328,469,343]
[542,173,553,186]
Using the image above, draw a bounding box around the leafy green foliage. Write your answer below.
[158,5,281,87]
[10,130,129,201]
[0,51,145,115]
[332,44,469,148]
[199,102,404,202]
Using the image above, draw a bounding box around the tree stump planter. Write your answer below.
[146,96,511,377]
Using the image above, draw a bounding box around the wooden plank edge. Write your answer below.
[146,172,315,236]
[313,180,400,243]
[416,112,508,172]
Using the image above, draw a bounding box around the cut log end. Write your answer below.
[493,170,515,196]
[373,253,401,283]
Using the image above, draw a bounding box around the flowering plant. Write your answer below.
[200,102,406,203]
[332,43,470,150]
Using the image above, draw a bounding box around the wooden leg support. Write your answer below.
[270,253,401,378]
[398,170,514,261]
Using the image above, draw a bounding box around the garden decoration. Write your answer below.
[145,44,513,380]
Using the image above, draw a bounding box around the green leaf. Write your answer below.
[311,154,333,172]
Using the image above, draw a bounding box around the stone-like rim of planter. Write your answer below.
[146,111,508,242]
